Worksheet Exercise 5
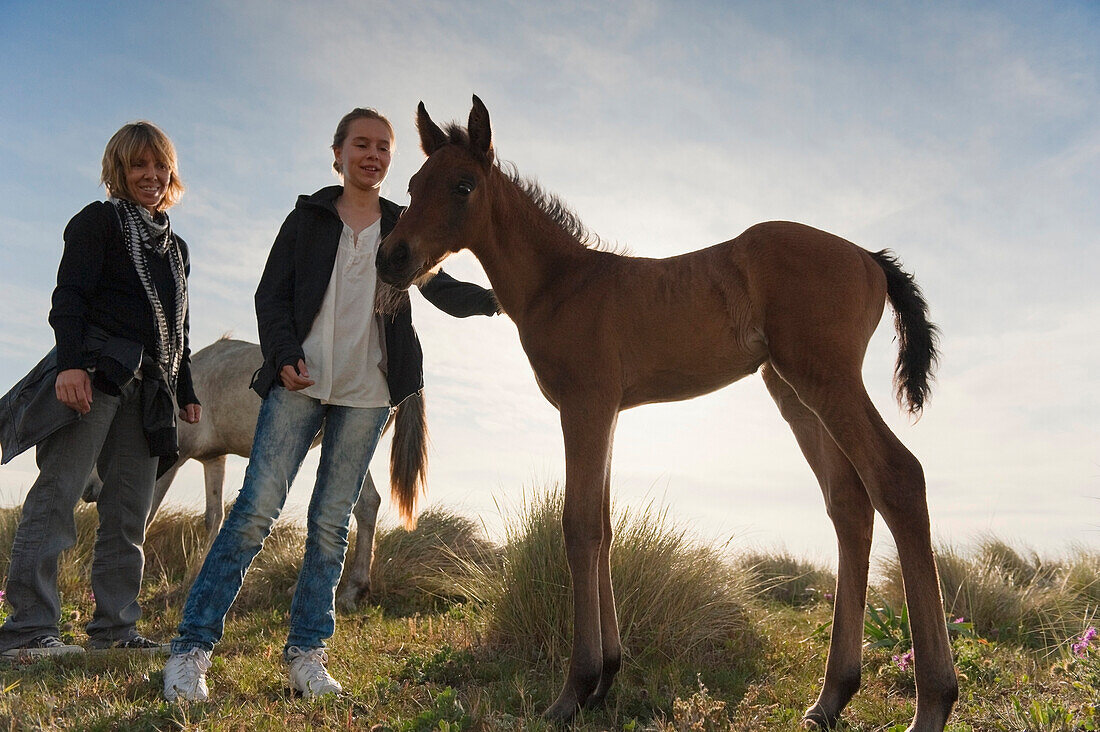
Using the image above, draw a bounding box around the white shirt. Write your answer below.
[300,220,390,407]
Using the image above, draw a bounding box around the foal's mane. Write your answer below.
[442,123,615,252]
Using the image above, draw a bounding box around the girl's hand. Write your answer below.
[279,359,315,391]
[55,368,93,414]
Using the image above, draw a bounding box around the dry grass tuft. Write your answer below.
[736,551,836,606]
[878,538,1100,652]
[367,506,497,614]
[456,487,761,672]
[143,506,209,583]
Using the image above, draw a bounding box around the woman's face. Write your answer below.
[335,117,392,192]
[125,148,171,212]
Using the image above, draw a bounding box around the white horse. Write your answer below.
[85,337,426,610]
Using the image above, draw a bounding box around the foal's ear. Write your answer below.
[417,102,447,155]
[468,94,494,162]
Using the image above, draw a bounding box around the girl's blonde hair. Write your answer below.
[100,121,184,211]
[332,108,394,174]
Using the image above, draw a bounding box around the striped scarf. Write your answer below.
[111,198,188,388]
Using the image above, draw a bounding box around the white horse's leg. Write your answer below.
[147,460,183,527]
[337,469,382,611]
[201,455,227,541]
[82,465,105,504]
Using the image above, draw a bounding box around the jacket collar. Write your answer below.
[297,186,402,234]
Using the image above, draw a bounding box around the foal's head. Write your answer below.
[376,95,496,289]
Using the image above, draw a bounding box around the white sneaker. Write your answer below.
[163,648,212,701]
[287,646,343,698]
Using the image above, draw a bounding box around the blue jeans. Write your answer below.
[171,386,389,657]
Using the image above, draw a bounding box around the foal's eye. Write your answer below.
[453,181,474,196]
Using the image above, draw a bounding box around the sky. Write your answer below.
[1,1,1097,564]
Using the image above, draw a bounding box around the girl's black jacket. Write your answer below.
[250,186,498,403]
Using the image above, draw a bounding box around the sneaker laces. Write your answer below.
[29,635,66,649]
[293,648,335,688]
[116,635,163,649]
[173,648,212,685]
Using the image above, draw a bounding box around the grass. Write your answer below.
[0,494,1096,730]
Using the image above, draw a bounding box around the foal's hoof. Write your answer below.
[543,695,580,724]
[801,705,839,729]
[584,690,609,709]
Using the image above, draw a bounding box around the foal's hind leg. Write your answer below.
[774,366,956,732]
[762,365,873,728]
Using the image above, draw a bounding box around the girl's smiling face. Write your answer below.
[334,117,392,192]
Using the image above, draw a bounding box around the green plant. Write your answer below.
[864,595,910,651]
[399,644,475,686]
[1006,697,1082,731]
[399,687,471,732]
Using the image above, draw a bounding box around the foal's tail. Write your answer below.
[390,391,428,529]
[870,250,941,416]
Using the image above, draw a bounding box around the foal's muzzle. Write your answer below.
[376,240,412,288]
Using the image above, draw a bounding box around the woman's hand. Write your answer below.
[55,368,93,414]
[179,403,202,424]
[279,359,315,391]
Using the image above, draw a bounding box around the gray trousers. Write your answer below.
[0,379,157,651]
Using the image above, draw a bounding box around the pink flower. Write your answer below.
[1072,626,1097,658]
[892,649,914,672]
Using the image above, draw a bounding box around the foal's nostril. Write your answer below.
[392,241,410,268]
[377,241,412,285]
[377,241,407,270]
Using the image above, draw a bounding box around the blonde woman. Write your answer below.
[0,121,201,657]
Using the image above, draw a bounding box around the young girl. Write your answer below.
[0,121,201,657]
[162,108,497,700]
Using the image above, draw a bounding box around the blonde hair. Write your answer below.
[100,121,184,211]
[332,108,395,174]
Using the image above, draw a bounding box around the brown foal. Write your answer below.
[376,96,957,732]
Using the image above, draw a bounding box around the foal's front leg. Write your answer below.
[544,404,617,722]
[587,468,621,708]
